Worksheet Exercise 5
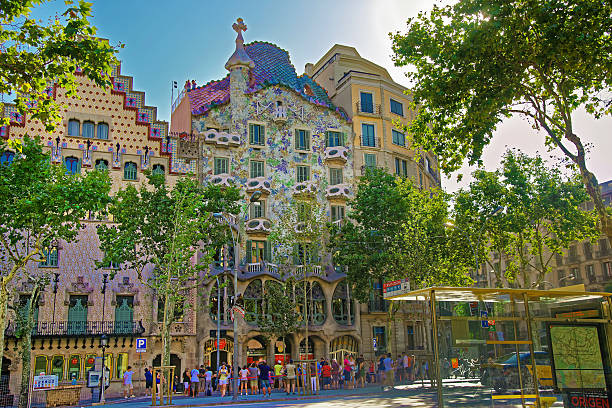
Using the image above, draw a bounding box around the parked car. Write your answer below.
[480,351,553,392]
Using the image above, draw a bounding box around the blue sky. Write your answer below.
[32,0,612,191]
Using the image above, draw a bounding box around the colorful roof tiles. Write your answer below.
[187,41,336,116]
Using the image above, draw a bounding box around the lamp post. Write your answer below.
[213,190,261,401]
[52,272,60,325]
[99,273,109,403]
[445,205,503,287]
[216,276,221,372]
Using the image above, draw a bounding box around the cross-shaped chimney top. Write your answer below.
[233,18,247,36]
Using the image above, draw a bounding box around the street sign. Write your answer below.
[136,338,147,353]
[481,311,489,328]
[382,278,411,299]
[33,375,58,390]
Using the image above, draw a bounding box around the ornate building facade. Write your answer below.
[1,22,431,400]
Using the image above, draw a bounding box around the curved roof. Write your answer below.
[187,41,340,117]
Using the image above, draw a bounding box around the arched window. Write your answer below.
[1,151,15,166]
[97,122,109,140]
[295,281,326,326]
[152,164,165,177]
[95,159,108,171]
[67,119,80,136]
[209,275,234,324]
[330,335,359,363]
[124,162,137,180]
[244,279,263,325]
[82,121,94,138]
[64,156,80,175]
[332,281,354,325]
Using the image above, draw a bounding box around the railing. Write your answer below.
[355,102,382,115]
[368,298,389,313]
[171,88,186,113]
[359,135,381,148]
[294,265,322,278]
[4,320,145,337]
[566,254,580,264]
[246,262,278,274]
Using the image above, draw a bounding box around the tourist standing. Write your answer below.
[320,360,331,390]
[122,366,135,398]
[190,365,200,397]
[258,360,273,398]
[331,358,340,390]
[239,365,249,396]
[182,369,190,396]
[273,360,284,390]
[144,367,153,396]
[204,367,213,396]
[285,359,297,395]
[218,363,230,397]
[310,360,318,394]
[383,353,394,389]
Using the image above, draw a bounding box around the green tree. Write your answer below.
[1,0,120,135]
[391,0,612,244]
[12,274,48,408]
[0,136,111,378]
[96,177,240,365]
[257,279,300,358]
[331,168,472,303]
[453,150,599,288]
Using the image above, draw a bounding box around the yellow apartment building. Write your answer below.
[306,44,441,190]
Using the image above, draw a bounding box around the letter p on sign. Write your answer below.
[136,338,147,352]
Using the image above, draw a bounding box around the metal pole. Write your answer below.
[100,274,108,404]
[216,276,221,372]
[430,290,443,407]
[230,223,239,401]
[52,273,59,325]
[511,298,526,408]
[522,293,541,407]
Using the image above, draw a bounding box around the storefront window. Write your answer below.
[51,355,65,381]
[116,353,128,379]
[84,354,96,373]
[34,356,48,376]
[68,355,81,380]
[104,353,113,379]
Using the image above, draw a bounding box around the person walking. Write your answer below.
[258,360,273,398]
[239,365,249,396]
[285,359,297,395]
[190,365,200,397]
[248,362,259,396]
[204,367,213,396]
[122,366,135,398]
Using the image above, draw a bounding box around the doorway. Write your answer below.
[209,351,228,372]
[152,354,182,377]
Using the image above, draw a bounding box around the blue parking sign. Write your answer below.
[136,338,147,352]
[480,311,488,328]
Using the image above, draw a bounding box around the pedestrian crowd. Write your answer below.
[139,352,428,400]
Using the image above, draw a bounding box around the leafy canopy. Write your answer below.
[1,0,120,132]
[391,0,612,242]
[453,150,599,288]
[330,168,472,302]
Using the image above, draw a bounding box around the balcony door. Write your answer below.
[67,295,88,334]
[114,296,134,334]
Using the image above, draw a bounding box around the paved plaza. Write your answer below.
[63,380,565,408]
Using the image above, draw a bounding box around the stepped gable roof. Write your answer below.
[187,41,336,116]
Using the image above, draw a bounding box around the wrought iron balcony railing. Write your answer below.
[4,320,145,338]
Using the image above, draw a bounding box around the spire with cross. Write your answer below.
[225,17,254,71]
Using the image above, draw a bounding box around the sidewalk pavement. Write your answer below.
[85,384,415,408]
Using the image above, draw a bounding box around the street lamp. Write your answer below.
[541,274,575,289]
[52,272,60,326]
[99,273,109,403]
[445,205,504,287]
[213,191,260,401]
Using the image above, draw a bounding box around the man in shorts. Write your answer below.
[285,359,297,394]
[144,367,153,396]
[122,366,135,398]
[383,353,394,389]
[258,360,272,398]
[273,360,284,389]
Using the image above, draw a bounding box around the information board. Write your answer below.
[33,375,58,390]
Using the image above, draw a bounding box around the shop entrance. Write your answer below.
[203,338,233,371]
[246,336,267,364]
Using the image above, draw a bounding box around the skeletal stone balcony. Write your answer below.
[245,217,272,234]
[324,146,349,164]
[326,184,351,200]
[210,173,235,188]
[203,130,241,147]
[245,177,271,194]
[293,181,317,196]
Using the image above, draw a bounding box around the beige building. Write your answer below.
[306,44,441,189]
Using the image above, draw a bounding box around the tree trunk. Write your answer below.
[0,282,9,376]
[17,323,33,408]
[579,167,612,246]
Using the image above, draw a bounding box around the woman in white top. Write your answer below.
[239,366,249,396]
